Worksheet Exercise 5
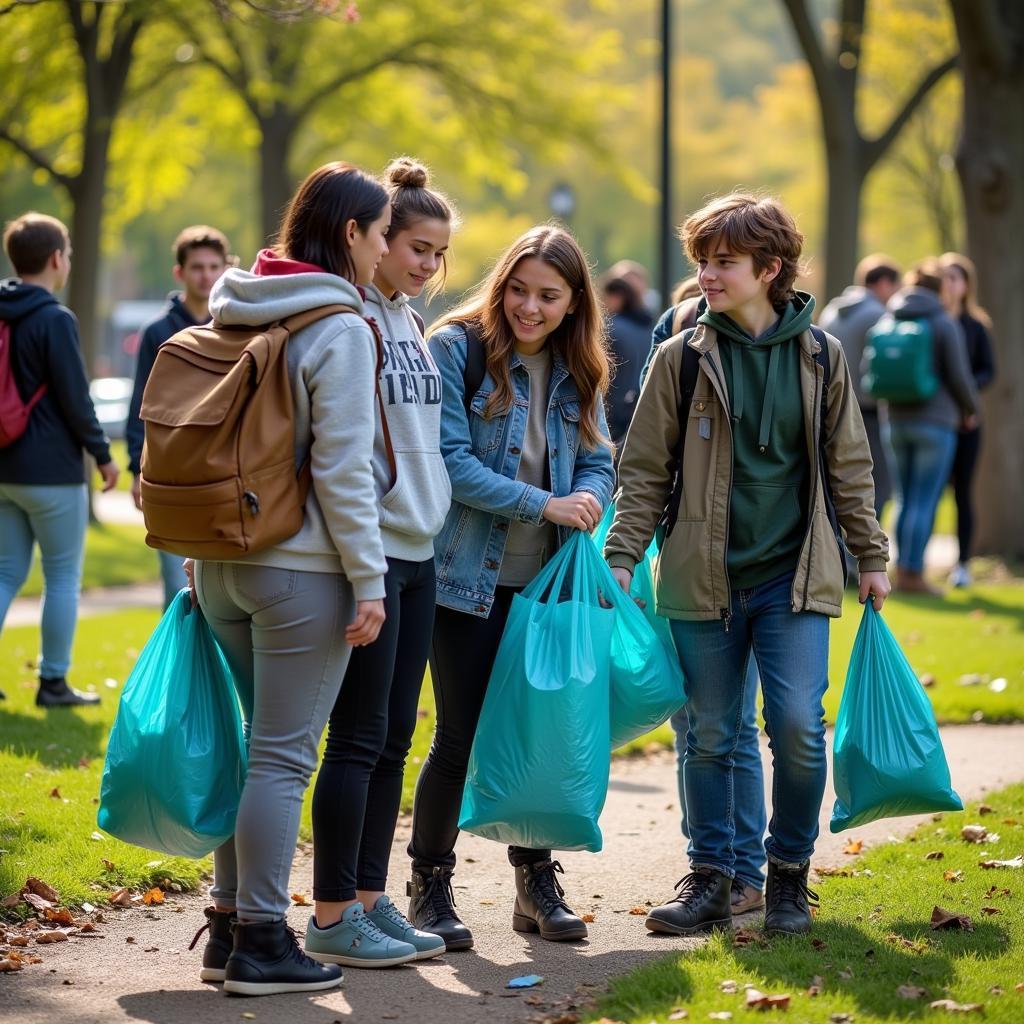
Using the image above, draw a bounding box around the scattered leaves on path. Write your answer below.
[108,888,132,907]
[35,930,69,944]
[843,840,863,855]
[930,906,974,931]
[628,906,647,915]
[581,913,595,923]
[289,893,310,906]
[142,888,164,905]
[885,933,929,954]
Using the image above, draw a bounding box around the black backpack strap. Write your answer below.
[461,324,487,415]
[661,334,701,535]
[410,307,426,338]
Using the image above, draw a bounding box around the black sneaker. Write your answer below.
[764,860,818,935]
[223,919,343,996]
[512,860,588,942]
[407,867,473,951]
[36,676,100,707]
[188,906,235,982]
[645,868,732,936]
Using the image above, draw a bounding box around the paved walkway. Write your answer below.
[5,724,1022,1024]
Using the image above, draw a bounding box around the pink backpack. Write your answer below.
[0,320,47,447]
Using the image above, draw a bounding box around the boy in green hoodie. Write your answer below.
[605,193,890,936]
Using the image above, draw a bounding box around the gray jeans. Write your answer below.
[195,561,355,922]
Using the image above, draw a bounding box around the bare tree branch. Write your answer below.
[779,0,843,124]
[864,52,959,171]
[0,126,74,191]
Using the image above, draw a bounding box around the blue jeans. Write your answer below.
[671,655,766,890]
[669,572,829,872]
[0,483,88,678]
[158,550,188,609]
[889,420,957,573]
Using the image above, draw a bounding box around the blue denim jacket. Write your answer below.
[429,323,615,616]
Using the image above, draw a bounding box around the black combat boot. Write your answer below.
[644,867,732,936]
[188,906,236,982]
[223,920,343,996]
[512,860,588,942]
[407,866,473,951]
[36,676,100,707]
[764,859,818,935]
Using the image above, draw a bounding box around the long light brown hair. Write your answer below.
[939,251,992,328]
[431,225,612,452]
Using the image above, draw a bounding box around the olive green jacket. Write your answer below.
[605,324,889,621]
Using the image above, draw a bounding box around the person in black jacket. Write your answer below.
[940,252,996,587]
[126,225,231,606]
[601,274,654,448]
[0,212,119,707]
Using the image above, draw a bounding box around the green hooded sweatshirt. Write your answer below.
[697,291,816,590]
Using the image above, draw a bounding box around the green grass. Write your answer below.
[589,784,1024,1024]
[3,579,1021,912]
[18,522,158,599]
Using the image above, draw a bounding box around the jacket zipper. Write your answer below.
[701,348,735,629]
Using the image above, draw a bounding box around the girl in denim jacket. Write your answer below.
[406,226,615,950]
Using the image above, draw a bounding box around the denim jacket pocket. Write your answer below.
[469,392,502,456]
[556,398,582,457]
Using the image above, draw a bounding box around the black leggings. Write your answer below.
[409,586,550,872]
[951,427,981,563]
[312,557,435,901]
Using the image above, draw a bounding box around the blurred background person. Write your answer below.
[601,273,652,449]
[940,251,996,588]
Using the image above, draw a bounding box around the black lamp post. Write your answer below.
[659,0,673,308]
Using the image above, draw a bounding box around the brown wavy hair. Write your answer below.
[431,224,612,452]
[939,251,992,329]
[680,192,805,308]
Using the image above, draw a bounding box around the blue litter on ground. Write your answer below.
[507,974,545,989]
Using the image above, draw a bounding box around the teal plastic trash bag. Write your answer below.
[830,600,962,833]
[98,590,246,857]
[593,503,687,748]
[459,531,613,852]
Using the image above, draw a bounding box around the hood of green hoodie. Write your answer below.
[697,290,815,346]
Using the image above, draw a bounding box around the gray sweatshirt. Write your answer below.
[361,283,452,560]
[818,285,886,411]
[882,287,979,432]
[208,269,387,601]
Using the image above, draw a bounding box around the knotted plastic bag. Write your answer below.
[98,591,246,857]
[593,503,687,748]
[459,531,613,851]
[830,600,961,832]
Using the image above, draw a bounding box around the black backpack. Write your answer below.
[661,325,843,566]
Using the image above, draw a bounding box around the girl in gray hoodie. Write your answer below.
[306,159,457,968]
[189,162,391,997]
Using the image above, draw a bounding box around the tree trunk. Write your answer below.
[822,140,863,303]
[259,107,299,246]
[950,2,1024,558]
[66,127,110,375]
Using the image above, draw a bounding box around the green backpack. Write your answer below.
[862,315,939,403]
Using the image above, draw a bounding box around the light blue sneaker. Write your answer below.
[304,902,417,968]
[366,895,446,960]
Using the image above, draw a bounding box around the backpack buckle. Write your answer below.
[243,491,260,516]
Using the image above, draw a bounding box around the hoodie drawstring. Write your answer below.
[757,344,782,454]
[729,344,744,423]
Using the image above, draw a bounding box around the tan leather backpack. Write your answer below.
[139,304,395,559]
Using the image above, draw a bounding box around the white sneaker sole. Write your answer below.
[223,974,344,996]
[414,943,446,960]
[199,966,225,982]
[306,948,418,968]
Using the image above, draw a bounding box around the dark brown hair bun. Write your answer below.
[386,157,429,190]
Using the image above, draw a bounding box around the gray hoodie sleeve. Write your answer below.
[938,317,979,418]
[304,321,388,601]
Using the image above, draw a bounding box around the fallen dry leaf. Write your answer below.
[885,933,929,954]
[108,888,132,907]
[979,856,1024,870]
[930,906,974,931]
[807,975,825,997]
[142,887,164,906]
[745,989,790,1010]
[0,958,23,973]
[8,936,30,947]
[929,999,984,1014]
[732,928,763,947]
[25,877,59,903]
[925,851,945,861]
[101,858,116,872]
[668,1011,689,1021]
[719,979,738,993]
[1003,818,1019,826]
[2,893,21,908]
[22,892,53,913]
[897,984,928,999]
[707,1014,733,1021]
[49,787,61,799]
[944,869,964,882]
[829,1016,854,1024]
[35,930,69,944]
[628,906,647,916]
[547,1016,579,1024]
[1016,983,1024,992]
[961,825,989,844]
[43,907,75,925]
[843,840,863,855]
[814,865,854,877]
[811,937,828,950]
[981,906,1001,915]
[979,804,995,816]
[984,885,1011,899]
[581,914,595,923]
[290,892,311,906]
